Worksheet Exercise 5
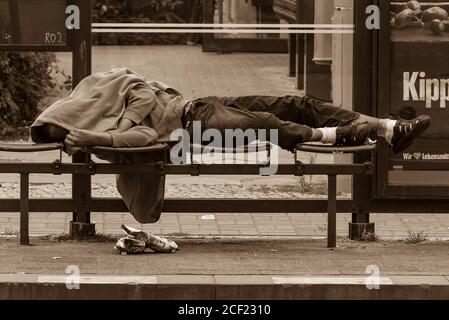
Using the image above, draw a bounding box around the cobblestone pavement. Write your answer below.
[1,210,449,241]
[0,182,337,200]
[1,46,449,241]
[55,45,302,99]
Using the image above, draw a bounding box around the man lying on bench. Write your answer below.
[29,68,431,224]
[32,69,430,155]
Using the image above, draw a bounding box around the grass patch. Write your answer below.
[0,227,19,237]
[43,233,119,243]
[360,230,381,242]
[247,183,330,196]
[164,232,191,237]
[404,231,427,244]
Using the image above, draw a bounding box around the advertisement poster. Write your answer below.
[389,1,449,173]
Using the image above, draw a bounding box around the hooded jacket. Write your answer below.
[31,68,188,223]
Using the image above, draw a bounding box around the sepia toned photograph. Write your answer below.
[0,0,449,310]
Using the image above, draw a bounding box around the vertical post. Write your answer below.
[300,34,307,92]
[296,34,305,90]
[8,0,21,43]
[72,0,92,86]
[201,0,215,52]
[350,0,375,240]
[20,173,30,246]
[288,34,297,77]
[296,0,304,89]
[218,0,223,24]
[327,174,337,248]
[70,0,95,238]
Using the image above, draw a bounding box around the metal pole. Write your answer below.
[288,34,297,77]
[219,0,223,24]
[20,173,29,245]
[327,174,337,248]
[72,0,92,86]
[8,0,21,43]
[71,0,93,234]
[351,0,373,225]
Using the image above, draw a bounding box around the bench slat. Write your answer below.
[0,143,63,152]
[191,142,272,154]
[87,143,168,154]
[1,142,376,155]
[296,143,377,154]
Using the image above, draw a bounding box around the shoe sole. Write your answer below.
[121,224,149,242]
[392,115,431,154]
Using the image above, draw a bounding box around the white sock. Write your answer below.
[318,127,337,144]
[378,119,397,145]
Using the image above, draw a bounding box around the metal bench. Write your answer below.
[0,142,376,248]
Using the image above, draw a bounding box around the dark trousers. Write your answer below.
[190,95,361,151]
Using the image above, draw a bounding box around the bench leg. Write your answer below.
[327,174,337,248]
[288,34,297,77]
[20,173,30,246]
[71,152,95,239]
[296,34,305,90]
[350,153,375,240]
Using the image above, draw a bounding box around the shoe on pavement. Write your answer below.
[121,224,148,242]
[146,234,179,253]
[121,224,179,253]
[114,236,146,255]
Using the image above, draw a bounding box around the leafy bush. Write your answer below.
[93,0,193,45]
[0,52,66,139]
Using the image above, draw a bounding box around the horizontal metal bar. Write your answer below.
[0,45,72,52]
[92,29,354,34]
[369,199,449,213]
[115,199,351,213]
[0,163,371,175]
[391,2,449,6]
[0,199,77,212]
[1,198,449,213]
[0,198,352,213]
[92,23,355,29]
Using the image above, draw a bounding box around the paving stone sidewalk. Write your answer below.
[1,210,449,240]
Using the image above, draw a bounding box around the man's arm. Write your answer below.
[65,129,113,153]
[120,84,158,126]
[108,126,158,148]
[109,118,135,133]
[64,126,158,154]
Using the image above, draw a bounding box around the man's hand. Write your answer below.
[65,129,102,146]
[65,144,83,156]
[64,129,113,155]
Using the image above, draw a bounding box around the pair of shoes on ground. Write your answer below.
[115,224,179,255]
[335,115,431,154]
